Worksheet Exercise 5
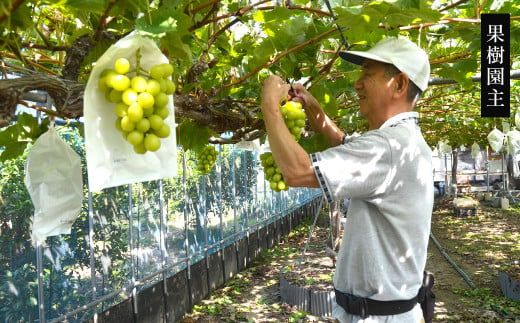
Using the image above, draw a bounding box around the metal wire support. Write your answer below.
[36,242,46,323]
[296,195,326,270]
[323,0,349,48]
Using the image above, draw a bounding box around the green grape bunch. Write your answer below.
[280,100,306,141]
[97,57,176,154]
[197,145,219,174]
[258,100,305,192]
[260,152,288,192]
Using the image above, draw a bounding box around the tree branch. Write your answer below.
[438,0,468,12]
[94,0,118,41]
[0,73,264,138]
[428,70,520,86]
[204,0,269,47]
[209,128,264,144]
[399,17,481,30]
[258,4,332,17]
[188,1,220,32]
[19,43,68,51]
[186,0,220,15]
[0,73,84,126]
[189,0,270,32]
[430,51,472,65]
[187,1,331,35]
[1,52,58,75]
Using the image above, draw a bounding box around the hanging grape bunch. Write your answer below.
[280,100,306,141]
[261,100,306,192]
[197,145,218,174]
[97,56,175,154]
[260,152,288,192]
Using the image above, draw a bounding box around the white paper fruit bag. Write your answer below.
[84,33,177,191]
[507,129,520,155]
[471,142,480,159]
[487,128,504,153]
[25,125,83,244]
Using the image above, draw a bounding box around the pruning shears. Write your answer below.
[286,78,294,93]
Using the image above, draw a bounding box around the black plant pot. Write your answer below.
[498,265,520,302]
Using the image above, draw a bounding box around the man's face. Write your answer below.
[354,59,398,119]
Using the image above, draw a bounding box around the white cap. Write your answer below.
[339,36,430,91]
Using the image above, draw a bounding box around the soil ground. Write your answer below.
[181,197,520,323]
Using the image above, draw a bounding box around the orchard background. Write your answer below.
[0,0,518,159]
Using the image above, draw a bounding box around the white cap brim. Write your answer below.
[339,50,391,66]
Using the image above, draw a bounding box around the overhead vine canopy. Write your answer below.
[0,0,518,160]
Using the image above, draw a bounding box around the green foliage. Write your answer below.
[0,114,46,161]
[299,133,330,154]
[177,120,217,153]
[0,264,39,322]
[136,6,189,39]
[0,145,37,321]
[289,309,309,322]
[0,149,34,270]
[453,287,520,318]
[1,0,518,155]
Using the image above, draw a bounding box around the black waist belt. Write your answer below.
[334,288,419,319]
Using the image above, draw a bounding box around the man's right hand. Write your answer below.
[289,83,315,111]
[290,83,345,147]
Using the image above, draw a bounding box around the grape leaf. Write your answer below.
[162,32,193,62]
[310,84,338,118]
[177,120,216,152]
[299,133,330,154]
[60,0,107,12]
[136,7,182,37]
[17,113,41,139]
[0,125,25,161]
[0,142,28,162]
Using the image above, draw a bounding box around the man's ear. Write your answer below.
[394,73,409,98]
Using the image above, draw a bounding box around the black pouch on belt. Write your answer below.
[418,271,436,323]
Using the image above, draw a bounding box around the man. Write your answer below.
[261,36,433,322]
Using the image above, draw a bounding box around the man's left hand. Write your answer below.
[261,75,290,110]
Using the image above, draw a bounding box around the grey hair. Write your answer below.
[383,63,422,104]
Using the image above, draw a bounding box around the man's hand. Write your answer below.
[289,83,345,147]
[261,75,290,110]
[289,83,316,110]
[260,75,320,189]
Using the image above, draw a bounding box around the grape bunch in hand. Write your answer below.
[280,101,306,141]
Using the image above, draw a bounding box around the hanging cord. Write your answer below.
[296,195,326,269]
[429,232,476,290]
[329,204,335,253]
[323,0,349,48]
